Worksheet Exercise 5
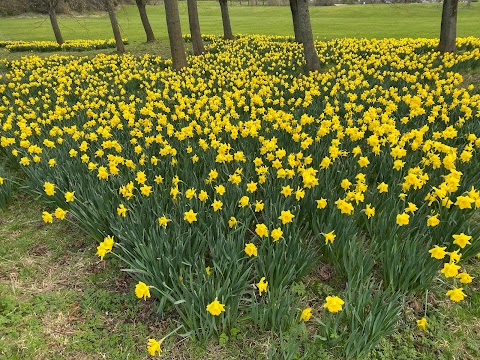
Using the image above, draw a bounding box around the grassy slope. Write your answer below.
[0,3,479,43]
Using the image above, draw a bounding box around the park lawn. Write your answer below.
[0,3,479,62]
[0,3,479,44]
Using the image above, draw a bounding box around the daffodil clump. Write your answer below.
[1,35,479,356]
[182,34,220,43]
[3,39,128,52]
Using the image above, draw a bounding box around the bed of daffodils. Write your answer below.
[0,38,127,52]
[0,35,479,358]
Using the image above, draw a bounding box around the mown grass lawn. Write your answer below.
[0,3,479,42]
[1,3,479,62]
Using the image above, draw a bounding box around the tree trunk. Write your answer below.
[438,0,458,53]
[219,0,234,40]
[105,0,126,53]
[297,0,320,72]
[187,0,205,55]
[289,0,302,43]
[136,0,155,42]
[164,0,188,70]
[48,5,64,45]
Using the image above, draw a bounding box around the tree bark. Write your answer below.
[48,1,64,45]
[187,0,205,55]
[289,0,302,43]
[136,0,155,42]
[297,0,320,72]
[219,0,234,40]
[438,0,458,53]
[164,0,188,70]
[104,0,126,53]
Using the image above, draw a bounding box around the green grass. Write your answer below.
[1,3,479,62]
[0,193,156,359]
[0,3,479,44]
[1,3,478,61]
